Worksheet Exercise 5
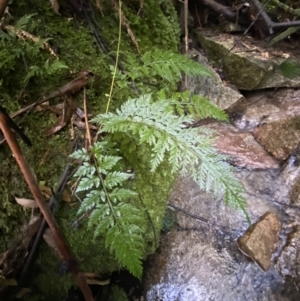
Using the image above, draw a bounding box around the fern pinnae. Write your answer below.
[94,94,247,216]
[71,48,249,279]
[71,141,145,278]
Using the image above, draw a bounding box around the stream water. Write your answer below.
[143,89,300,301]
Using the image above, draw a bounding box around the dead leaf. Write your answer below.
[43,228,62,259]
[49,0,60,15]
[15,287,31,299]
[62,190,71,202]
[15,198,38,208]
[39,184,52,199]
[0,216,42,278]
[84,273,110,286]
[73,120,98,131]
[85,278,110,286]
[35,101,49,112]
[0,277,17,288]
[46,96,76,136]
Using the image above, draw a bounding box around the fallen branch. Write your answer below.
[202,0,236,22]
[16,165,75,292]
[250,0,300,34]
[11,71,93,119]
[196,0,300,34]
[0,105,32,146]
[0,0,9,19]
[0,116,94,301]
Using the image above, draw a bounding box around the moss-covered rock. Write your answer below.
[0,0,180,299]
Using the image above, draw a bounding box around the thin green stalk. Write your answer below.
[106,0,122,113]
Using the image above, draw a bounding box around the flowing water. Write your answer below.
[143,89,300,301]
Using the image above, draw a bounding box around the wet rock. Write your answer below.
[237,212,281,271]
[291,175,300,205]
[187,49,244,110]
[276,226,300,284]
[229,89,300,132]
[144,229,291,301]
[228,91,281,131]
[253,117,300,160]
[239,169,293,207]
[208,122,279,169]
[143,78,300,300]
[196,31,300,90]
[143,174,300,301]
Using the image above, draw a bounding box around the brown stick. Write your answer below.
[0,115,94,301]
[0,0,9,19]
[11,71,92,119]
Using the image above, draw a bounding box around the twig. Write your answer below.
[184,0,188,54]
[0,0,9,19]
[168,203,209,224]
[0,116,94,301]
[250,0,274,34]
[5,25,58,57]
[17,165,74,291]
[10,71,92,119]
[111,0,140,53]
[243,3,264,35]
[0,105,32,146]
[250,0,300,33]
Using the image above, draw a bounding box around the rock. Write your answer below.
[143,174,297,301]
[291,174,300,205]
[237,212,281,271]
[208,122,279,169]
[187,49,244,110]
[196,31,300,90]
[253,117,300,160]
[276,226,300,283]
[229,89,300,132]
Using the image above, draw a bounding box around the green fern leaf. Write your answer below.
[71,141,145,277]
[139,49,213,83]
[104,172,133,189]
[74,162,96,177]
[70,148,89,161]
[279,59,300,79]
[78,190,106,215]
[93,94,247,215]
[164,91,229,121]
[76,175,100,192]
[109,188,137,202]
[105,202,144,278]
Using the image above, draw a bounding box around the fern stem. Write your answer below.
[92,156,119,222]
[106,0,122,114]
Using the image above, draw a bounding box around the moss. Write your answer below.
[98,285,129,301]
[0,0,180,299]
[132,162,176,252]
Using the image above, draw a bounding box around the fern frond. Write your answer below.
[104,171,133,189]
[78,190,105,215]
[76,175,100,192]
[70,148,89,161]
[109,188,137,202]
[161,91,229,121]
[93,94,247,214]
[126,49,212,84]
[71,141,145,278]
[105,202,144,277]
[142,49,213,82]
